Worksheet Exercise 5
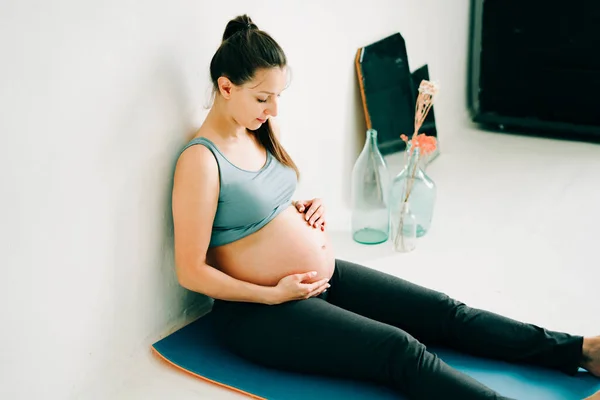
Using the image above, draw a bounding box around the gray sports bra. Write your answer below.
[179,137,297,247]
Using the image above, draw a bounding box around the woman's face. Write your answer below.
[220,67,287,130]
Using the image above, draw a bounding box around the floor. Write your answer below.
[107,128,600,399]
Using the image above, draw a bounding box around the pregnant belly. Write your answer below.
[208,205,335,287]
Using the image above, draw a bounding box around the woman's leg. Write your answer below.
[326,259,584,376]
[211,297,513,399]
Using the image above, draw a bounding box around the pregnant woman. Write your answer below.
[171,14,600,400]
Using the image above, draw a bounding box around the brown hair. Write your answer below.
[209,14,300,179]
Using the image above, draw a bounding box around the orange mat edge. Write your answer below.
[150,345,266,400]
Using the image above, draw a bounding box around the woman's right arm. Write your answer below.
[171,145,329,305]
[172,145,274,304]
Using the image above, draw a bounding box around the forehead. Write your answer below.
[246,67,288,93]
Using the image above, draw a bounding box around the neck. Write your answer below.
[204,95,248,140]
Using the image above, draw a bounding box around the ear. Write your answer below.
[217,76,234,99]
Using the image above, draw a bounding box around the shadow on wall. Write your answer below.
[98,52,211,351]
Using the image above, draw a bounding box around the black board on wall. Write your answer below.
[468,0,600,141]
[355,33,438,157]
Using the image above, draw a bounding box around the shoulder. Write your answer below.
[174,139,219,181]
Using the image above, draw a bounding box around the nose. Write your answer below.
[266,98,278,117]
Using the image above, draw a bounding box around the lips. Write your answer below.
[257,118,266,123]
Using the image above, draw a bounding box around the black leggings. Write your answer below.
[211,259,584,399]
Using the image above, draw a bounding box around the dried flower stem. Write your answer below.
[402,82,437,203]
[393,80,439,251]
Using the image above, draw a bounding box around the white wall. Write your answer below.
[0,0,471,398]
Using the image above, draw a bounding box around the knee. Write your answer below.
[384,331,442,393]
[386,330,428,378]
[435,291,468,317]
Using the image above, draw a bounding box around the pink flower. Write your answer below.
[399,133,437,156]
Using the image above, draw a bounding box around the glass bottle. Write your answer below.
[390,200,417,252]
[389,146,436,238]
[350,129,390,244]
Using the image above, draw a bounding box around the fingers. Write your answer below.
[304,282,331,299]
[304,278,329,292]
[295,198,326,229]
[296,278,329,299]
[310,211,325,228]
[294,200,307,213]
[304,202,319,222]
[305,202,324,227]
[297,271,318,281]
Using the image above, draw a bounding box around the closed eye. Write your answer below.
[257,94,281,103]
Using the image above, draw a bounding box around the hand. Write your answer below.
[270,271,330,304]
[294,198,326,230]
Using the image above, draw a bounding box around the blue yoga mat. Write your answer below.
[152,312,600,399]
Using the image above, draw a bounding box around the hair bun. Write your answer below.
[222,14,258,42]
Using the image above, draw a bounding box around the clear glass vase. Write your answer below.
[390,201,417,252]
[351,129,390,244]
[389,147,436,238]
